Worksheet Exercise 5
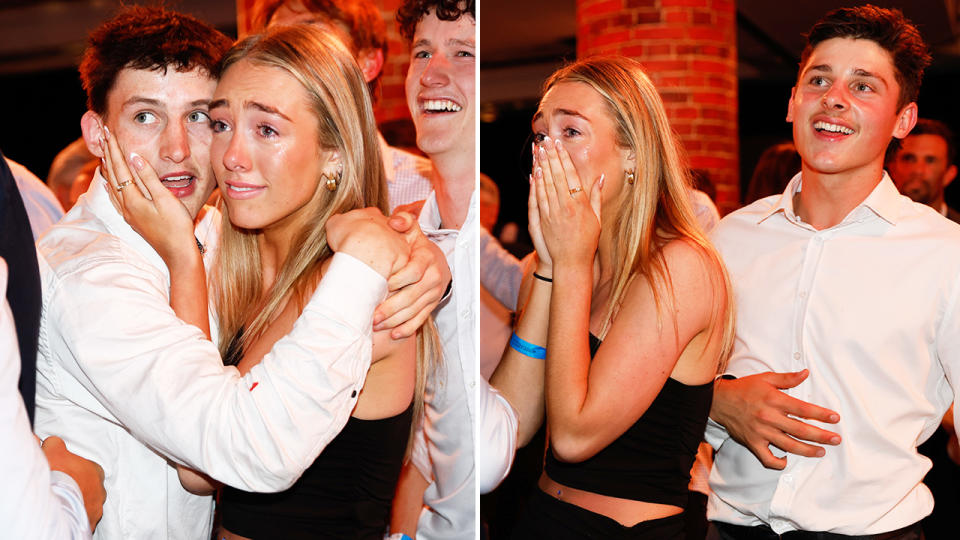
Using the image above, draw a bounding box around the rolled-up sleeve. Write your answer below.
[704,417,730,451]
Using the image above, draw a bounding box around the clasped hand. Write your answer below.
[327,208,450,340]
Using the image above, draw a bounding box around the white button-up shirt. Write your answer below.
[380,134,434,211]
[413,190,477,539]
[707,173,960,535]
[35,175,385,539]
[6,157,64,240]
[477,378,517,494]
[1,259,90,540]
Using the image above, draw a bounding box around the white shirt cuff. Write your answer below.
[705,416,730,451]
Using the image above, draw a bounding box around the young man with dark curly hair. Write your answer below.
[388,2,479,539]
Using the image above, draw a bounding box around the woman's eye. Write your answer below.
[211,120,229,133]
[134,112,157,124]
[257,125,277,138]
[563,128,581,138]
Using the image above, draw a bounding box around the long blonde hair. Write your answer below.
[543,56,735,370]
[213,24,436,429]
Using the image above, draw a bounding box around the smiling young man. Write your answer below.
[388,2,478,539]
[35,6,445,539]
[704,6,960,539]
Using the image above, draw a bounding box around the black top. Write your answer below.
[220,405,413,539]
[543,333,713,508]
[220,333,412,539]
[0,151,41,425]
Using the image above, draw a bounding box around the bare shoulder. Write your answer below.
[660,237,721,286]
[615,237,723,334]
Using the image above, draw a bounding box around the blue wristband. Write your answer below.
[510,332,546,359]
[400,535,414,540]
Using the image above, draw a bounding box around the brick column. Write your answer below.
[577,0,739,212]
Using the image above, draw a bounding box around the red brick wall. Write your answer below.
[374,0,414,125]
[235,0,413,125]
[577,0,739,212]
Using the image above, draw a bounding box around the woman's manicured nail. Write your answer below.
[129,152,145,171]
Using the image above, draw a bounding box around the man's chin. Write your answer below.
[903,188,932,205]
[174,191,212,222]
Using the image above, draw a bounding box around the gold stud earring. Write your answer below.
[625,169,635,185]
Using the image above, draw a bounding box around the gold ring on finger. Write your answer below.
[568,186,583,196]
[116,180,133,192]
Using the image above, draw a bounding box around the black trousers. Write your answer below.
[510,489,686,539]
[711,520,924,540]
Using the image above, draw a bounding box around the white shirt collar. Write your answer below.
[759,171,904,227]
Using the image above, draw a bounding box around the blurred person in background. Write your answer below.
[742,141,801,205]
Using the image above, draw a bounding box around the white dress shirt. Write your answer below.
[477,378,517,494]
[380,134,434,210]
[413,190,477,539]
[6,157,64,240]
[1,258,91,540]
[35,175,386,539]
[706,173,960,535]
[479,227,524,311]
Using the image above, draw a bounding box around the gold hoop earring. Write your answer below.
[323,169,342,192]
[625,169,635,185]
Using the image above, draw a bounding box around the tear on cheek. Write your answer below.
[578,146,591,168]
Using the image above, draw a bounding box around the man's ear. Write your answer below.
[944,164,958,189]
[892,102,918,140]
[786,86,797,123]
[356,48,384,84]
[80,111,105,158]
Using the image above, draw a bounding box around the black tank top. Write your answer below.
[220,333,412,539]
[543,333,713,507]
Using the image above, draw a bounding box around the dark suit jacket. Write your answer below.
[0,150,42,424]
